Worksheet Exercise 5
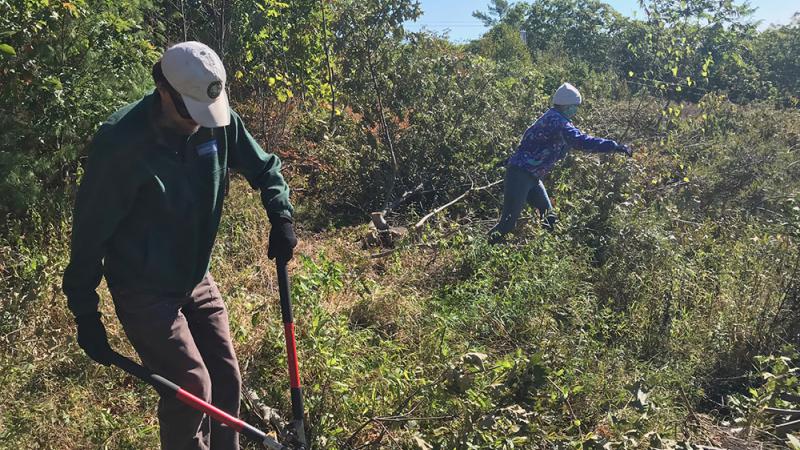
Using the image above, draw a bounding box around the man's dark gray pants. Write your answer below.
[112,273,241,450]
[489,164,555,241]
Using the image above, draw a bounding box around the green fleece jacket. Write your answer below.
[63,92,293,317]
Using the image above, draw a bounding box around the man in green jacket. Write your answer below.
[62,41,297,450]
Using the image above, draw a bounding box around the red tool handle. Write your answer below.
[111,352,288,450]
[276,258,307,447]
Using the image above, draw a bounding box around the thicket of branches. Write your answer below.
[1,1,799,448]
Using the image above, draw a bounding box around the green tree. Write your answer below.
[619,0,756,104]
[228,0,332,103]
[225,0,334,151]
[0,0,158,217]
[520,0,624,67]
[332,0,421,212]
[467,23,532,69]
[753,14,800,105]
[472,0,530,28]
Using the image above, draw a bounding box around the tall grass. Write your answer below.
[1,97,798,449]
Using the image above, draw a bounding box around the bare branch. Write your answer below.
[414,179,503,229]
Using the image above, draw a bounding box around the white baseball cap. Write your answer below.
[161,41,230,128]
[553,82,582,106]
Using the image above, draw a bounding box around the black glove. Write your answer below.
[617,144,633,158]
[75,312,114,365]
[268,216,298,261]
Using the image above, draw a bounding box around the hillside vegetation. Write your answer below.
[1,0,799,448]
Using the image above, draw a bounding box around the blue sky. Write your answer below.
[405,0,799,42]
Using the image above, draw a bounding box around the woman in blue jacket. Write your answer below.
[489,83,632,243]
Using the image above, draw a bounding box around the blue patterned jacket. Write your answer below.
[508,108,620,178]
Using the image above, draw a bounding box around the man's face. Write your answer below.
[156,84,200,135]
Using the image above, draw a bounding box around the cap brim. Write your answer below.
[182,89,230,128]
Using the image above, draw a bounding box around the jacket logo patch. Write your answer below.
[197,140,218,157]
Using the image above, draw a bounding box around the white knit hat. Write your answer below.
[553,83,582,106]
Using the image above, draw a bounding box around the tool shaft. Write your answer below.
[276,259,308,447]
[111,352,288,450]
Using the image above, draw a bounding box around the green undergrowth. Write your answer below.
[2,98,799,449]
[0,193,797,448]
[3,0,800,447]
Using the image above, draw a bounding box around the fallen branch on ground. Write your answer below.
[371,183,429,230]
[414,179,502,230]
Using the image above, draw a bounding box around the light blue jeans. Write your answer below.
[489,165,555,241]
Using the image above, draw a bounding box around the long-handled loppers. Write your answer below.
[109,260,307,448]
[276,258,307,448]
[111,351,290,450]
